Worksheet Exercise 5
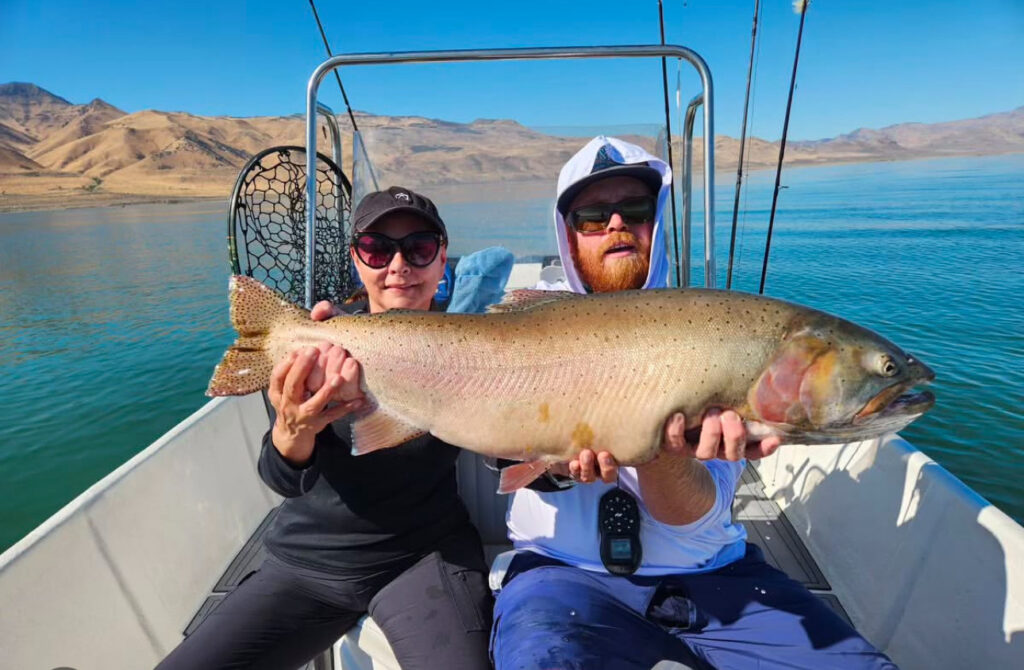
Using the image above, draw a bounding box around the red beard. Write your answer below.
[571,231,651,293]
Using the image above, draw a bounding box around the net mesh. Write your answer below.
[228,145,354,307]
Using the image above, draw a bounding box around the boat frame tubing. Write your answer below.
[681,93,704,289]
[304,45,717,299]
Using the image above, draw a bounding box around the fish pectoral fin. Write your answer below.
[497,460,552,494]
[351,406,427,455]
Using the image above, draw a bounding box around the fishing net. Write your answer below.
[228,145,354,307]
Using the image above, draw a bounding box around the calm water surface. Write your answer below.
[1,154,1022,551]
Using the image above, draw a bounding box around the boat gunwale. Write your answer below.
[0,396,235,568]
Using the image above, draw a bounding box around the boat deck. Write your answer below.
[181,462,851,667]
[735,466,851,625]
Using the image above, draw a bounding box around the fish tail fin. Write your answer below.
[206,276,308,397]
[497,461,552,494]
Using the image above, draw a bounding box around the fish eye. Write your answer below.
[879,354,899,377]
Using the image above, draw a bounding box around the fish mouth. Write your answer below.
[854,381,935,424]
[776,384,935,446]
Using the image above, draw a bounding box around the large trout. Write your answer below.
[208,275,934,491]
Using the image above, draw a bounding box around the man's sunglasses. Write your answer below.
[352,231,444,269]
[568,196,656,234]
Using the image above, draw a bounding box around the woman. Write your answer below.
[158,187,492,670]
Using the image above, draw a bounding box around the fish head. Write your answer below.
[748,314,935,442]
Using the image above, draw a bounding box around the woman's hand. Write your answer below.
[269,345,365,467]
[304,301,349,395]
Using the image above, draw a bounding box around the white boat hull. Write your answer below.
[0,394,277,669]
[754,436,1024,668]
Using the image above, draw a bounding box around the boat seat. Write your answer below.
[538,258,567,285]
[455,450,513,562]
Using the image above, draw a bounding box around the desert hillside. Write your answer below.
[1,82,1021,211]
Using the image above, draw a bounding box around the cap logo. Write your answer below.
[592,145,623,173]
[394,191,411,201]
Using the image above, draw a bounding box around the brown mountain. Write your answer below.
[0,145,43,172]
[28,98,127,157]
[1,82,1022,211]
[0,83,111,146]
[804,108,1024,157]
[778,108,1024,167]
[0,121,36,149]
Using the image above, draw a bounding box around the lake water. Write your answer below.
[1,154,1022,552]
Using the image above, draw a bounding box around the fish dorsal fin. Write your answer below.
[487,289,581,313]
[351,403,427,455]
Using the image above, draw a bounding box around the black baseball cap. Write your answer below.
[352,186,447,240]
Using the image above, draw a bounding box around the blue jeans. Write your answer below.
[491,544,897,670]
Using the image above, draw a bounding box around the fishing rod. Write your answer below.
[726,0,761,290]
[308,0,360,132]
[657,0,682,287]
[760,0,809,295]
[308,0,380,192]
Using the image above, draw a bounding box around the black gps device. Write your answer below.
[598,487,642,575]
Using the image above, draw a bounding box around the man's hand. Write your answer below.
[684,409,781,461]
[639,410,781,524]
[269,345,365,467]
[565,409,781,484]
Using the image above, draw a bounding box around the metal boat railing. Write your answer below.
[317,102,344,244]
[302,45,718,302]
[681,92,704,289]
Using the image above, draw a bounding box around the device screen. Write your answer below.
[609,538,633,560]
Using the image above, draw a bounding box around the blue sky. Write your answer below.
[2,0,1022,140]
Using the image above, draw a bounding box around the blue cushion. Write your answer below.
[447,247,514,314]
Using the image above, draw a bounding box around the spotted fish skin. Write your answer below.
[209,276,934,478]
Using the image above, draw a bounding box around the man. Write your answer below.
[491,136,897,670]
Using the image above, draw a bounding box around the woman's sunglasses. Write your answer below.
[568,196,656,234]
[352,231,444,269]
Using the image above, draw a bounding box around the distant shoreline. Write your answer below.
[0,193,224,215]
[2,152,1020,216]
